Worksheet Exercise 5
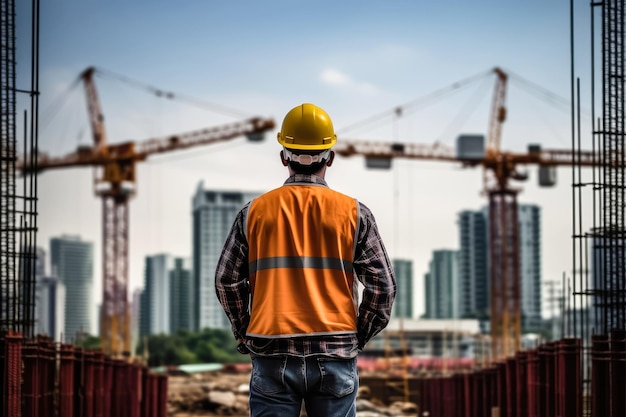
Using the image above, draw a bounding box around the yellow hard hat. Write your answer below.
[277,103,337,151]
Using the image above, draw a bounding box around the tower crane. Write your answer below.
[334,67,596,360]
[20,67,275,356]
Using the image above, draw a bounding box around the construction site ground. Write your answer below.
[167,367,419,417]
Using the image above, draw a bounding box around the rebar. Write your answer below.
[0,0,40,338]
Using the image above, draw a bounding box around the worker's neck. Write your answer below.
[288,166,327,178]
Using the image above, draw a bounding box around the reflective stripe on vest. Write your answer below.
[245,183,359,338]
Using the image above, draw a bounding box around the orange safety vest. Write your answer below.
[245,183,359,338]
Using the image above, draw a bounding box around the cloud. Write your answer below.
[319,68,379,95]
[320,68,351,85]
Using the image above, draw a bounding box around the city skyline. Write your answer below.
[40,199,547,331]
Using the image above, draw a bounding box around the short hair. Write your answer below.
[288,160,326,175]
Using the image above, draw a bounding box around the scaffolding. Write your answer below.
[0,0,40,338]
[569,1,626,416]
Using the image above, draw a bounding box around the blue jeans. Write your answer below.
[249,355,358,417]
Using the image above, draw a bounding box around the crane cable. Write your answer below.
[507,69,590,119]
[38,75,84,147]
[92,66,253,119]
[337,68,494,136]
[437,75,493,143]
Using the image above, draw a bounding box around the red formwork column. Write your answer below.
[127,363,142,417]
[485,366,499,417]
[92,351,105,417]
[0,335,4,416]
[470,371,483,417]
[115,360,131,417]
[441,376,452,417]
[59,344,76,417]
[462,373,472,417]
[610,330,626,417]
[73,348,84,417]
[140,369,149,417]
[20,337,56,417]
[481,368,492,417]
[557,338,581,417]
[147,373,159,417]
[451,373,462,417]
[1,332,23,417]
[425,377,439,417]
[506,357,518,417]
[590,334,609,417]
[36,337,55,417]
[414,377,422,417]
[110,359,129,417]
[430,376,440,417]
[156,374,168,417]
[136,366,147,417]
[84,350,96,417]
[537,344,548,417]
[103,357,113,417]
[515,351,528,417]
[525,349,538,417]
[449,375,460,417]
[423,376,433,417]
[75,348,97,417]
[452,374,461,417]
[22,342,39,417]
[453,374,462,417]
[493,361,506,417]
[540,342,557,417]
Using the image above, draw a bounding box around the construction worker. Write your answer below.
[215,103,396,417]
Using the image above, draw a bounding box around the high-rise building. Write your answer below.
[50,235,93,341]
[170,257,192,333]
[424,249,459,319]
[392,259,413,319]
[518,204,542,331]
[130,288,142,353]
[192,182,260,331]
[35,277,65,341]
[458,209,489,324]
[457,204,542,332]
[140,254,174,336]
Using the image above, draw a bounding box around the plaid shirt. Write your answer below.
[215,174,396,358]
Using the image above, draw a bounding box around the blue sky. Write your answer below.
[16,1,596,326]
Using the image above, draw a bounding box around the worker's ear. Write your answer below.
[326,151,335,167]
[280,150,289,166]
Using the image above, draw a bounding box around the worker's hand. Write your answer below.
[236,340,250,354]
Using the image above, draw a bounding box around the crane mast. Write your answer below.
[20,68,275,356]
[484,67,520,360]
[81,68,134,355]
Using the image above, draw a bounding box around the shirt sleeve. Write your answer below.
[215,204,250,340]
[354,202,397,349]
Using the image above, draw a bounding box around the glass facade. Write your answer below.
[392,259,413,319]
[457,205,542,332]
[458,210,489,324]
[424,250,459,319]
[192,182,260,331]
[50,235,93,342]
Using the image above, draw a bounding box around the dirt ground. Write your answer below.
[166,367,418,417]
